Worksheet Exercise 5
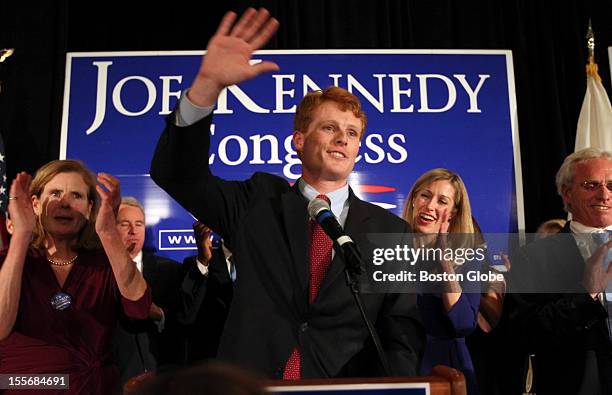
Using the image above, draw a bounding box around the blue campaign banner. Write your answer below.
[61,50,522,263]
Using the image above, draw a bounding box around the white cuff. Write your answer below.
[175,90,215,126]
[155,308,166,333]
[196,257,209,276]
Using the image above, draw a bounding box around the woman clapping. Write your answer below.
[0,160,151,394]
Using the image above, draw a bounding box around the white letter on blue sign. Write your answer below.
[215,85,270,114]
[347,74,386,113]
[388,74,414,113]
[85,61,113,135]
[454,74,490,113]
[417,74,457,113]
[112,76,156,116]
[273,75,296,113]
[159,76,183,115]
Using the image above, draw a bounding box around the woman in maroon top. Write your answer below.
[0,160,151,394]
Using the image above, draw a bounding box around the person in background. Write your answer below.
[465,217,512,395]
[402,168,481,394]
[113,197,184,384]
[180,221,233,364]
[150,8,424,378]
[128,362,267,395]
[534,218,566,239]
[505,148,612,394]
[0,160,151,394]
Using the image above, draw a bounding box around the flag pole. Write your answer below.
[574,19,612,153]
[585,20,600,82]
[0,48,15,94]
[0,48,12,247]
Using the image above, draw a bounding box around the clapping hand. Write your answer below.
[435,209,451,256]
[583,239,612,296]
[7,172,36,236]
[95,173,121,236]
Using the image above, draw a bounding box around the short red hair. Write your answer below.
[293,86,367,137]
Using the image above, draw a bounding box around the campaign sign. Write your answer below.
[61,50,522,263]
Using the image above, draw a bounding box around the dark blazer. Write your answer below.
[180,247,233,364]
[113,253,184,384]
[505,223,612,394]
[150,112,425,379]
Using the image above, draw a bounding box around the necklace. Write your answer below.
[46,254,78,266]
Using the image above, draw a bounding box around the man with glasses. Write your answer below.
[506,148,612,394]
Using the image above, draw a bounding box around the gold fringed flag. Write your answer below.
[574,22,612,152]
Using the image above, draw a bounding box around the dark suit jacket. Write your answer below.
[180,247,233,364]
[113,253,184,384]
[150,112,425,378]
[505,223,612,394]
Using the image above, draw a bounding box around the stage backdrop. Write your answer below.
[61,50,522,263]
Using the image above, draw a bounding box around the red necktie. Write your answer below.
[283,194,333,380]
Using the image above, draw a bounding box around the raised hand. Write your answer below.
[95,173,121,236]
[7,172,36,236]
[193,221,213,264]
[500,252,512,271]
[149,302,164,321]
[188,8,280,107]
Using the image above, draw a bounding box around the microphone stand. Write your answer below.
[336,242,392,376]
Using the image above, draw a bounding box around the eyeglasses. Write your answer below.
[579,180,612,192]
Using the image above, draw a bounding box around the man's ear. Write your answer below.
[293,130,304,153]
[561,184,572,209]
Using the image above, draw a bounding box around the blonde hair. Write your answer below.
[402,168,474,235]
[29,159,100,250]
[119,196,145,221]
[535,218,566,237]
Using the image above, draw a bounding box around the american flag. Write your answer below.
[0,134,6,210]
[0,48,11,249]
[0,134,7,249]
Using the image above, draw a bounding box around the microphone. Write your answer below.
[308,198,391,376]
[308,198,362,275]
[308,198,388,373]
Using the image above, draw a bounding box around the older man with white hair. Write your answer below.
[112,197,184,384]
[506,148,612,395]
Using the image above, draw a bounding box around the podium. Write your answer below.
[123,364,466,395]
[265,365,466,395]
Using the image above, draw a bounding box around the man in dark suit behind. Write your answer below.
[506,148,612,394]
[150,8,424,379]
[112,197,184,384]
[180,221,233,364]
